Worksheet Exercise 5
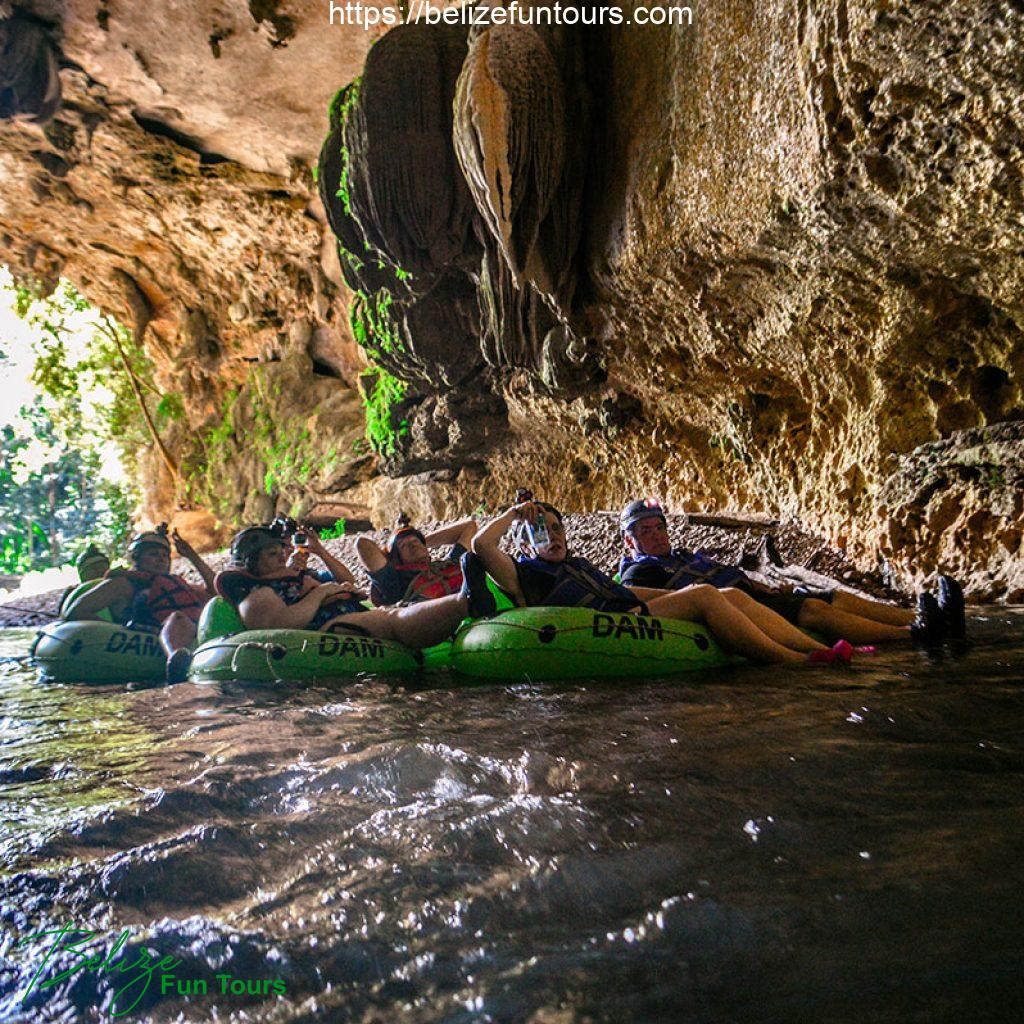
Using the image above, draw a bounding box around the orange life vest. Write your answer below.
[387,559,464,605]
[106,568,205,625]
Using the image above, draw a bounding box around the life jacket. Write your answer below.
[370,559,464,607]
[618,550,750,592]
[148,575,207,623]
[105,567,205,626]
[216,568,307,608]
[215,569,366,629]
[516,556,640,613]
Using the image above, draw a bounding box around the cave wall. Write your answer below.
[0,0,379,545]
[312,0,1022,597]
[1,0,1022,597]
[577,0,1024,599]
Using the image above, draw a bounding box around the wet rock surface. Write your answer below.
[879,421,1024,601]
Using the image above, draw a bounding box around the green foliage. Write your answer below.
[0,278,138,573]
[12,277,48,318]
[350,287,405,359]
[347,285,414,458]
[248,371,315,496]
[321,446,340,479]
[333,78,361,217]
[319,519,347,540]
[184,389,239,519]
[361,367,409,457]
[27,280,158,465]
[338,243,365,275]
[187,370,328,519]
[0,410,133,575]
[155,393,185,424]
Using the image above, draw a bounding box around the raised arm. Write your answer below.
[425,516,477,550]
[471,505,529,602]
[355,535,388,573]
[239,581,350,630]
[171,529,216,594]
[301,526,356,586]
[64,577,131,621]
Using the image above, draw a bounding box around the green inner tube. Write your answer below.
[32,620,165,683]
[190,628,424,682]
[191,597,426,683]
[448,606,741,680]
[189,591,741,684]
[58,578,106,618]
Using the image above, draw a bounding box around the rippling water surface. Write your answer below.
[2,613,1024,1023]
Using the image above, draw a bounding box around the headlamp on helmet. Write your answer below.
[268,515,297,538]
[618,498,666,535]
[230,526,285,570]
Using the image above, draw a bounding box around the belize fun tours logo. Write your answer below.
[18,922,286,1016]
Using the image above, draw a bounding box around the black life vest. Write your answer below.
[618,550,751,592]
[216,569,366,629]
[515,556,640,612]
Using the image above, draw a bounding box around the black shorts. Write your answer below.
[754,587,834,625]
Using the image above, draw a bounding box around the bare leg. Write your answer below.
[645,585,806,664]
[799,599,910,643]
[160,611,197,657]
[721,588,827,653]
[320,594,469,649]
[831,591,914,626]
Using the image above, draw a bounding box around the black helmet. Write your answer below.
[619,499,666,535]
[230,525,285,570]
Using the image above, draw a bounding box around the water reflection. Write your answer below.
[1,613,1024,1022]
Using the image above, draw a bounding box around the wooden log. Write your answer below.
[592,510,780,530]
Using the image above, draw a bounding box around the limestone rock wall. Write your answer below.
[313,1,1022,597]
[1,0,1022,597]
[579,0,1024,596]
[0,0,378,544]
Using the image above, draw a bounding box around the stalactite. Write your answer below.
[0,11,61,124]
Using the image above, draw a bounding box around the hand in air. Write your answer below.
[299,523,326,555]
[510,501,540,524]
[170,529,195,556]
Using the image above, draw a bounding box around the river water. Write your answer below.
[1,613,1023,1023]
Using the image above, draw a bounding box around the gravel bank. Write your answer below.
[0,514,908,628]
